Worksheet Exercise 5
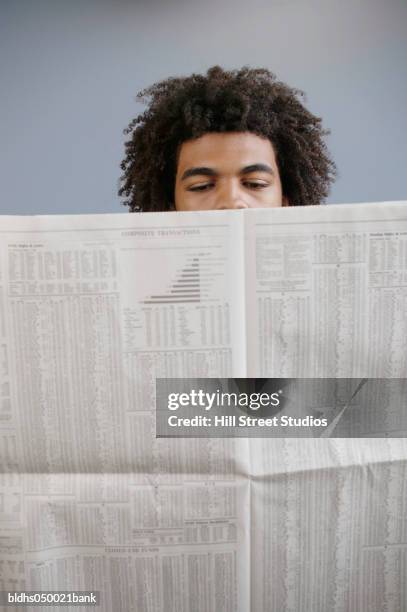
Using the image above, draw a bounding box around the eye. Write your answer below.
[187,183,214,192]
[243,180,269,190]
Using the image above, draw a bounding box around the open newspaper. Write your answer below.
[0,202,407,611]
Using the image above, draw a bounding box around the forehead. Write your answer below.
[176,132,278,172]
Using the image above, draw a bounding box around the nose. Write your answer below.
[215,181,249,210]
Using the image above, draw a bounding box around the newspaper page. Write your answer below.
[245,202,407,610]
[0,211,250,611]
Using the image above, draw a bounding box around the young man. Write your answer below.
[119,65,336,211]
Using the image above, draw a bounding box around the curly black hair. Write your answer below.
[119,66,336,211]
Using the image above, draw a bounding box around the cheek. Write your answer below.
[255,183,283,204]
[175,187,198,211]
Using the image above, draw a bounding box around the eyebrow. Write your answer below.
[181,167,217,181]
[181,163,274,181]
[240,164,274,176]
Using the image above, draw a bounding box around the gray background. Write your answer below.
[1,0,406,215]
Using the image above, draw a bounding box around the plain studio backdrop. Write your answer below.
[0,0,406,215]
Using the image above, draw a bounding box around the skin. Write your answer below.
[174,132,288,211]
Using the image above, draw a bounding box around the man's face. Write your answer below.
[174,132,287,211]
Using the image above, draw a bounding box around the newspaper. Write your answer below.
[0,202,406,611]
